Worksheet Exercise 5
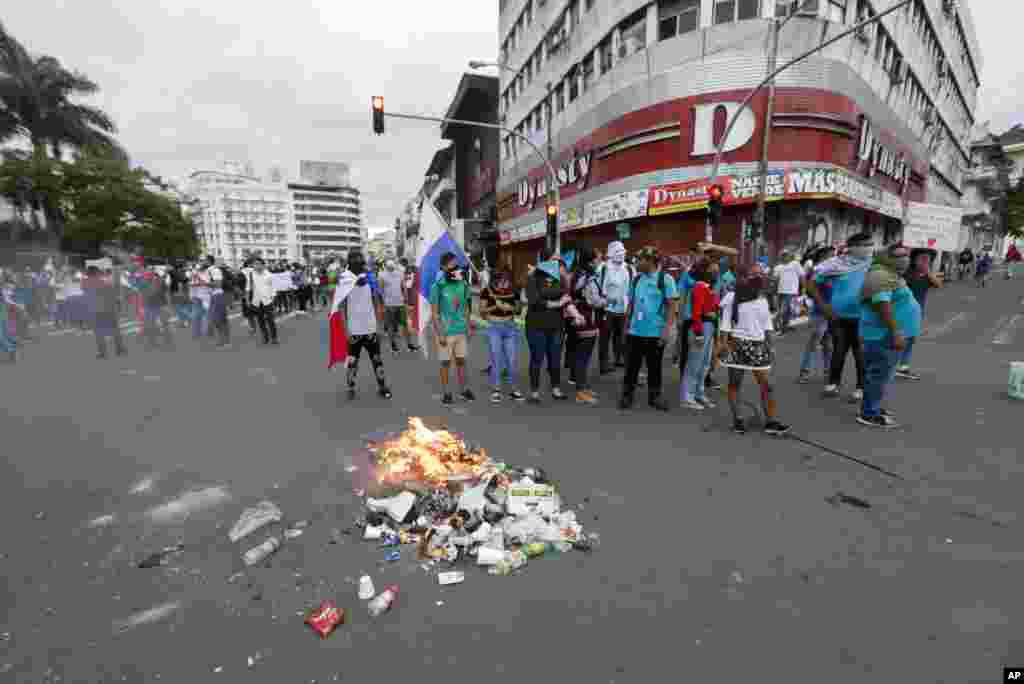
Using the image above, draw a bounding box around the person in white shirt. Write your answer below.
[772,252,804,333]
[246,257,278,345]
[596,241,634,374]
[332,251,392,400]
[378,260,410,353]
[718,271,791,436]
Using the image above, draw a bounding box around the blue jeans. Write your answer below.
[487,321,519,388]
[681,320,715,403]
[779,293,797,330]
[799,317,833,375]
[175,298,192,324]
[899,336,916,368]
[861,338,900,418]
[191,298,208,338]
[526,329,562,391]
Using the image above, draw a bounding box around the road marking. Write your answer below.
[921,312,971,340]
[993,314,1023,345]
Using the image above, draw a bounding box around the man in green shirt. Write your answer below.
[429,252,476,405]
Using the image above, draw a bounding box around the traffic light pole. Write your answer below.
[707,0,915,243]
[379,109,562,255]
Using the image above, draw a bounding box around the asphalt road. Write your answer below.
[2,275,1023,684]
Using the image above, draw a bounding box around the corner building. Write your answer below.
[496,0,983,272]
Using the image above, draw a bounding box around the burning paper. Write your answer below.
[373,418,490,486]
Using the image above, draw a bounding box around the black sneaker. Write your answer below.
[481,367,492,375]
[649,397,670,412]
[797,372,812,384]
[764,420,792,436]
[271,339,279,346]
[706,379,723,391]
[490,390,503,404]
[378,387,393,400]
[346,388,356,400]
[599,366,614,375]
[508,390,526,402]
[408,344,420,352]
[567,377,577,386]
[441,392,455,406]
[461,388,476,402]
[895,368,921,381]
[552,388,568,401]
[527,392,542,405]
[732,419,747,435]
[856,414,898,429]
[618,395,634,410]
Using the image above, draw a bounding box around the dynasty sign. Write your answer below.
[516,151,593,209]
[856,116,909,187]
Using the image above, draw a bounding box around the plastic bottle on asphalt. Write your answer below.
[367,585,399,617]
[243,537,281,566]
[358,575,375,600]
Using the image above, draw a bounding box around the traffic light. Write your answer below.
[372,96,385,135]
[706,183,724,231]
[546,203,558,248]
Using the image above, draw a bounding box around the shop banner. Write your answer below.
[902,202,963,252]
[583,190,649,227]
[648,179,710,216]
[500,219,546,245]
[559,206,583,230]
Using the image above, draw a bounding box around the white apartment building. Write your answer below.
[496,0,983,262]
[186,166,297,267]
[288,161,366,261]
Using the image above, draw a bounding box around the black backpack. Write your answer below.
[597,263,635,300]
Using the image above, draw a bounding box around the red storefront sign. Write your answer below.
[648,172,786,215]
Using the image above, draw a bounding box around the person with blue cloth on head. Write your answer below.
[857,243,919,428]
[806,233,874,402]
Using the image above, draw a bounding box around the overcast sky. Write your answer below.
[4,1,1021,233]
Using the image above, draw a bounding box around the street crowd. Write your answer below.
[2,234,1014,434]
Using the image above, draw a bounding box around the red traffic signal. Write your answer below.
[706,183,724,230]
[372,96,385,135]
[707,184,724,202]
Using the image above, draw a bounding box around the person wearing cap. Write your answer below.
[896,248,941,381]
[619,246,678,411]
[596,241,633,374]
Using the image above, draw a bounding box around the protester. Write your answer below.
[566,247,606,405]
[525,252,569,404]
[139,262,174,350]
[975,247,993,288]
[719,271,791,435]
[0,272,19,362]
[596,241,632,374]
[430,252,475,405]
[82,266,126,359]
[619,246,678,412]
[807,232,873,402]
[479,261,524,403]
[797,246,835,384]
[245,257,279,345]
[858,244,919,428]
[1006,242,1022,279]
[896,248,942,381]
[680,258,719,411]
[773,252,804,333]
[169,264,191,328]
[207,258,231,348]
[333,251,392,400]
[189,258,213,341]
[379,260,408,353]
[401,263,420,352]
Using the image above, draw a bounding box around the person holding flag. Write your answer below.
[327,251,392,400]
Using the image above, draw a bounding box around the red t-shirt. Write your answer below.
[690,281,719,322]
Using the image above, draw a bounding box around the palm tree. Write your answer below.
[0,24,124,159]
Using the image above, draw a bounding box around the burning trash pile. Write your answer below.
[357,418,599,577]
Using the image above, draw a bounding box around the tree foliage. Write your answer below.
[0,150,198,259]
[1005,178,1024,240]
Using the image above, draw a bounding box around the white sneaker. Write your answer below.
[850,389,864,402]
[697,397,717,409]
[681,400,705,411]
[823,384,840,397]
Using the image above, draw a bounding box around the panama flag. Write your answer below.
[325,271,357,369]
[412,199,470,358]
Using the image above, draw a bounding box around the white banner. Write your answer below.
[583,190,649,228]
[501,220,546,245]
[903,202,963,252]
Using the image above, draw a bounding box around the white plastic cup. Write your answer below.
[476,546,505,566]
[358,574,375,600]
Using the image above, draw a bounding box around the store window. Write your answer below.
[598,37,613,74]
[582,55,594,92]
[659,0,700,40]
[776,0,818,17]
[568,64,579,103]
[715,0,761,24]
[619,8,647,58]
[555,82,566,113]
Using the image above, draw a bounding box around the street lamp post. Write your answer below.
[470,60,562,255]
[709,0,921,245]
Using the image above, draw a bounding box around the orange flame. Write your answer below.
[374,418,488,485]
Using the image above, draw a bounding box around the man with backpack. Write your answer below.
[619,246,679,412]
[596,241,634,375]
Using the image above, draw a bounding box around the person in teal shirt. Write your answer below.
[858,244,918,428]
[619,246,679,412]
[429,252,474,405]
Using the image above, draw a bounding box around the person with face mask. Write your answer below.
[332,251,392,400]
[429,252,475,405]
[526,250,570,404]
[566,248,607,405]
[896,248,942,381]
[806,233,874,402]
[857,243,918,428]
[596,241,634,374]
[480,259,524,403]
[680,258,720,411]
[379,260,407,353]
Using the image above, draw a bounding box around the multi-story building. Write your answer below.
[496,0,982,272]
[186,164,297,267]
[288,161,365,262]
